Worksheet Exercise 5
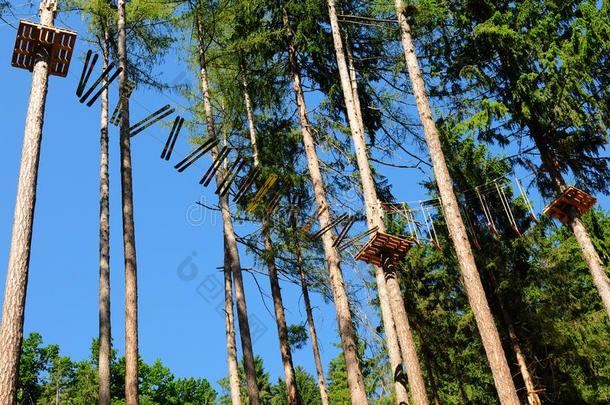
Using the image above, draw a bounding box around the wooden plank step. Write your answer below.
[11,20,77,77]
[543,186,596,224]
[355,231,414,267]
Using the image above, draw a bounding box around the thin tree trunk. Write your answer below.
[531,134,610,319]
[283,9,369,404]
[117,1,139,403]
[224,235,243,405]
[241,72,300,405]
[295,240,330,405]
[193,9,260,403]
[497,297,540,405]
[569,214,610,316]
[0,1,56,403]
[326,2,428,404]
[346,34,411,405]
[98,22,112,405]
[393,2,519,404]
[485,270,540,405]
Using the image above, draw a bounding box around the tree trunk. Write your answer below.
[346,34,411,405]
[486,270,540,405]
[295,240,330,405]
[569,214,610,316]
[326,1,428,404]
[241,72,300,405]
[0,1,56,403]
[531,133,610,319]
[194,10,260,403]
[98,22,112,405]
[117,1,139,403]
[393,2,519,404]
[283,9,369,404]
[496,296,540,405]
[224,235,243,405]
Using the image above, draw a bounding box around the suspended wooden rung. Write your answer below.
[543,186,596,224]
[354,231,414,268]
[11,20,77,77]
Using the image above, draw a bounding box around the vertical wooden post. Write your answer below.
[241,71,300,405]
[117,1,139,403]
[98,20,112,405]
[0,1,57,403]
[532,135,610,320]
[283,8,369,404]
[297,251,331,405]
[325,1,428,403]
[346,35,411,405]
[193,6,260,402]
[393,1,519,403]
[223,235,243,405]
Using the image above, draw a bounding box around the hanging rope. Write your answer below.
[420,203,433,242]
[405,204,421,244]
[494,181,522,237]
[422,204,442,251]
[461,207,482,250]
[429,207,441,250]
[516,176,538,222]
[476,186,499,236]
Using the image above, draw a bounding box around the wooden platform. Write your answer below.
[12,20,77,77]
[543,186,596,224]
[354,231,414,267]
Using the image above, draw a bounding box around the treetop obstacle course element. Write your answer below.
[494,180,521,237]
[354,231,415,267]
[75,50,291,218]
[72,48,550,266]
[543,186,597,224]
[12,19,77,78]
[1,2,71,402]
[161,116,184,160]
[76,50,121,107]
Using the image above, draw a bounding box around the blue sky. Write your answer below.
[0,7,346,388]
[1,5,413,390]
[1,1,608,396]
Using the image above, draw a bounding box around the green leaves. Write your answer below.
[16,334,217,405]
[419,0,610,195]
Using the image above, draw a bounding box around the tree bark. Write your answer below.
[117,1,139,403]
[393,2,519,404]
[241,72,300,405]
[224,235,243,405]
[496,295,540,405]
[194,9,260,403]
[0,1,56,403]
[326,1,428,404]
[346,34,411,405]
[295,240,330,405]
[569,214,610,317]
[283,9,369,404]
[98,22,112,405]
[531,133,610,319]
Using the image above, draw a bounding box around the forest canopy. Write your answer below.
[0,0,608,404]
